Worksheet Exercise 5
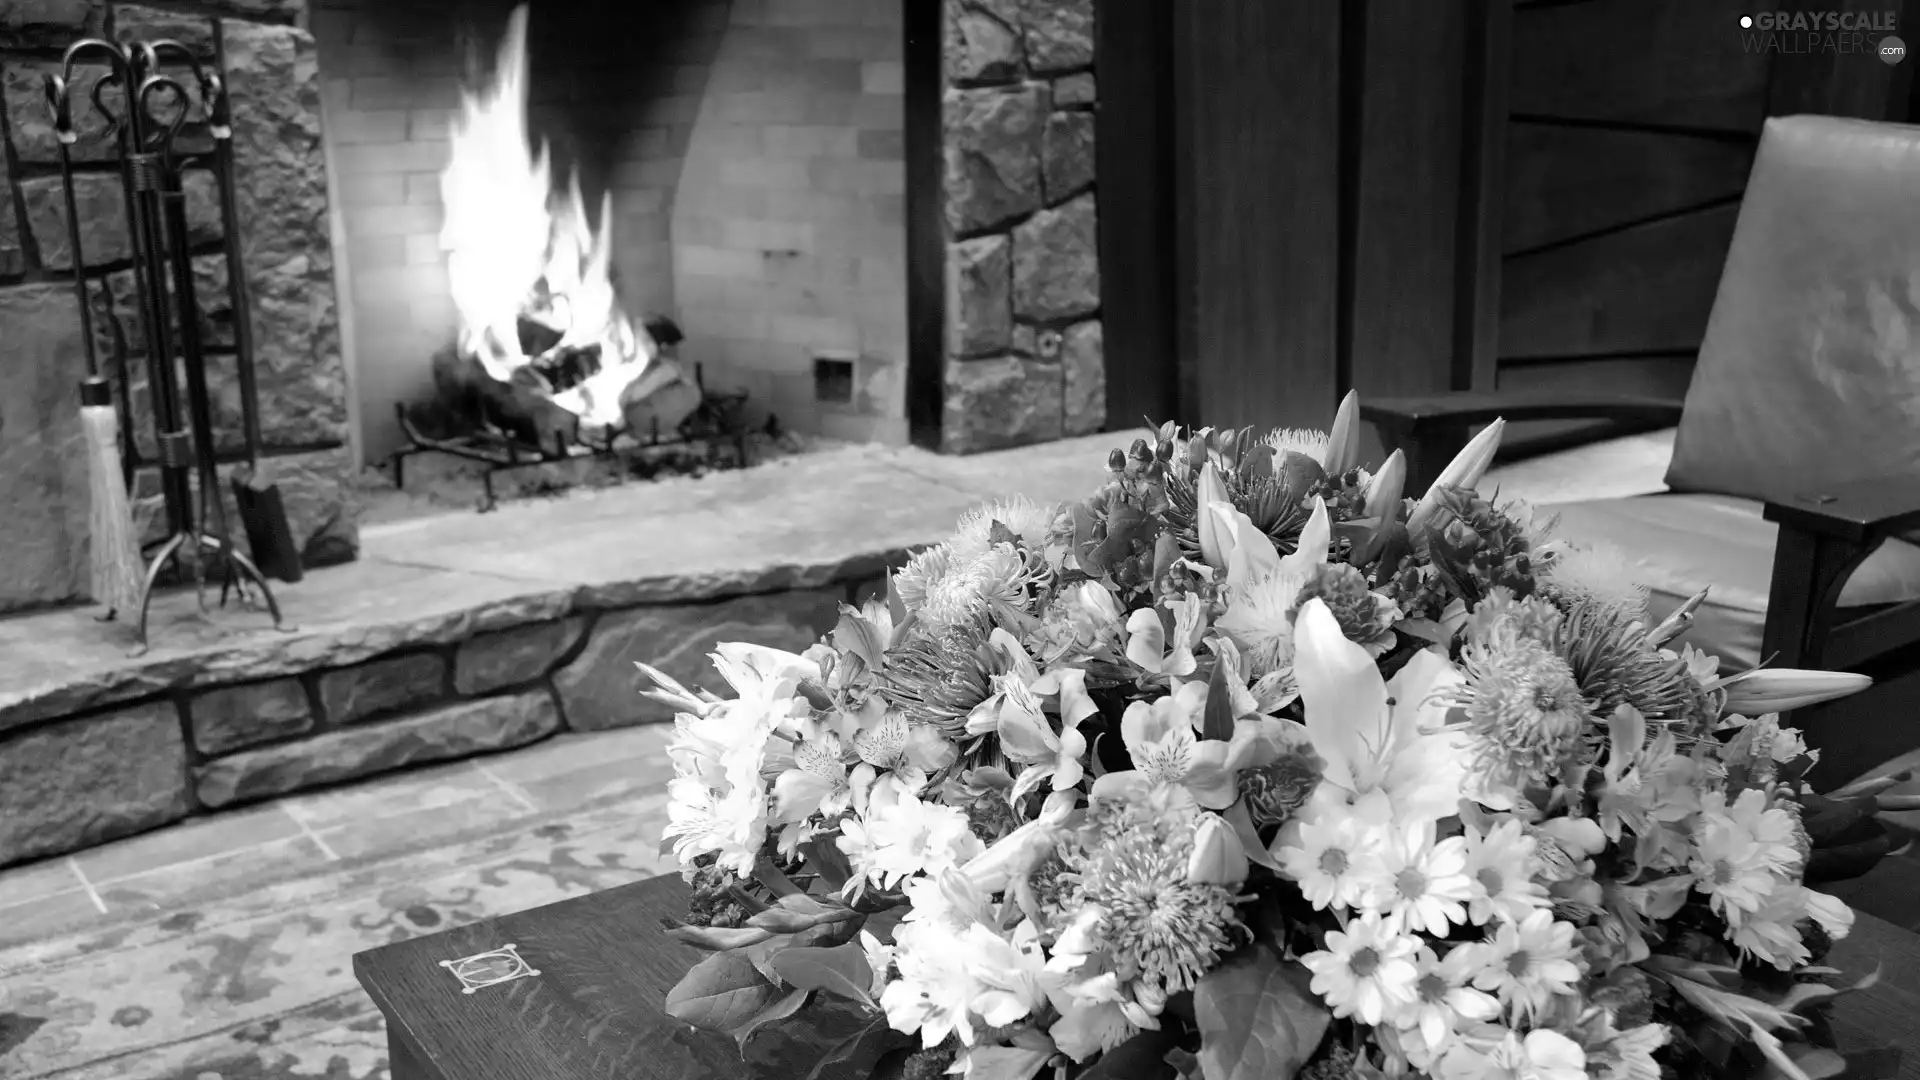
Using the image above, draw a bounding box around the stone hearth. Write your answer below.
[0,0,356,616]
[0,435,1116,868]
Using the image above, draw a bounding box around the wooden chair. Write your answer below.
[1363,115,1920,787]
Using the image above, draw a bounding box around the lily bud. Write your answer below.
[1407,418,1506,538]
[1186,814,1250,886]
[1323,389,1362,476]
[1646,587,1710,648]
[1196,462,1234,570]
[1362,449,1406,522]
[1716,669,1873,714]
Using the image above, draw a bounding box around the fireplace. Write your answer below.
[0,0,1107,615]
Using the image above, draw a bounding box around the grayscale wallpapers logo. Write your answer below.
[1737,10,1905,62]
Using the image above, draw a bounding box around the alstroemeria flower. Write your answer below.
[965,630,1100,801]
[771,723,853,827]
[1214,498,1333,694]
[848,699,957,811]
[1292,599,1479,826]
[1125,594,1208,678]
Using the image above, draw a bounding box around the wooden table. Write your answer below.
[356,874,1919,1079]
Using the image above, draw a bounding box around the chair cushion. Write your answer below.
[1664,115,1920,539]
[1545,493,1920,672]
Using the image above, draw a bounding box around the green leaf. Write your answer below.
[1164,1047,1203,1080]
[1076,1027,1180,1079]
[665,949,785,1033]
[770,943,876,1007]
[1193,946,1331,1080]
[1760,1046,1848,1080]
[966,1046,1053,1080]
[731,987,811,1052]
[803,1017,915,1080]
[747,892,854,934]
[1201,655,1237,742]
[802,836,856,893]
[662,920,777,951]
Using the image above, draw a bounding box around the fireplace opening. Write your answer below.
[314,0,910,514]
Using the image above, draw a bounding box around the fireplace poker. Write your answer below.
[43,70,146,622]
[199,53,303,584]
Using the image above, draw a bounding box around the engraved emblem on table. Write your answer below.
[440,943,541,994]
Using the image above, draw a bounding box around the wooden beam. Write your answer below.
[903,0,944,449]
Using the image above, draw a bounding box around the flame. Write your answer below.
[439,3,650,429]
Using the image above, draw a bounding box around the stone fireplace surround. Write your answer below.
[0,0,354,616]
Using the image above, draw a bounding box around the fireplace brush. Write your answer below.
[52,38,288,653]
[43,71,146,622]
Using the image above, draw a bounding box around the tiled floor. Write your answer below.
[0,724,674,951]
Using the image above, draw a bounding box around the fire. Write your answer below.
[439,3,650,430]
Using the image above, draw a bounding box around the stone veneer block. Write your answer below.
[112,3,214,54]
[944,1,1022,82]
[0,135,20,276]
[190,677,312,755]
[1022,0,1095,74]
[554,592,844,730]
[454,617,587,696]
[318,652,446,725]
[1041,111,1096,203]
[0,0,100,47]
[195,691,560,809]
[943,83,1043,235]
[19,170,223,270]
[0,282,90,613]
[1061,320,1105,435]
[0,701,190,866]
[134,445,361,569]
[1053,72,1096,107]
[949,235,1012,357]
[941,356,1064,453]
[221,18,351,454]
[1012,192,1099,321]
[202,0,303,20]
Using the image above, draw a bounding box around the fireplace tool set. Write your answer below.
[46,36,298,653]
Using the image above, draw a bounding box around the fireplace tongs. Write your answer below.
[51,38,289,653]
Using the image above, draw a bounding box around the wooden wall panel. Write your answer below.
[1348,0,1469,418]
[1509,0,1770,131]
[1098,0,1183,428]
[1502,124,1755,253]
[1174,0,1342,432]
[1500,204,1738,359]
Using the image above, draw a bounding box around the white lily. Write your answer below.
[1195,461,1235,570]
[1212,498,1332,692]
[1290,598,1475,827]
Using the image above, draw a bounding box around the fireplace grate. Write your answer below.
[388,362,761,512]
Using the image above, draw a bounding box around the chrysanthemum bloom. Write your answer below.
[1050,799,1246,997]
[1396,945,1502,1052]
[1546,542,1652,622]
[1554,596,1714,728]
[950,496,1061,560]
[1474,909,1584,1020]
[1300,912,1419,1025]
[1289,562,1400,656]
[1457,624,1592,791]
[1276,812,1391,911]
[1373,823,1473,936]
[1461,819,1551,926]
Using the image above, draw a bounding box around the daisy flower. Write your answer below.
[1275,812,1390,911]
[1374,823,1473,936]
[1474,909,1584,1020]
[1728,882,1855,970]
[836,783,984,897]
[1462,819,1551,926]
[1301,912,1420,1025]
[1396,945,1502,1051]
[1689,789,1801,924]
[1591,1021,1668,1080]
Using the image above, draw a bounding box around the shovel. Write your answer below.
[203,64,303,583]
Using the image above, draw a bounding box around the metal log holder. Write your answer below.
[388,362,761,513]
[49,38,288,653]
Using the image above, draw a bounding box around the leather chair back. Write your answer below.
[1666,115,1920,524]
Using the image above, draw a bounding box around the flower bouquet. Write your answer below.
[645,395,1906,1080]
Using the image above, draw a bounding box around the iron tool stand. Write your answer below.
[53,38,287,654]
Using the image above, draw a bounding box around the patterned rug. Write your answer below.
[0,794,671,1079]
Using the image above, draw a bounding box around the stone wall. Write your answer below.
[0,570,887,868]
[940,0,1103,454]
[0,0,356,615]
